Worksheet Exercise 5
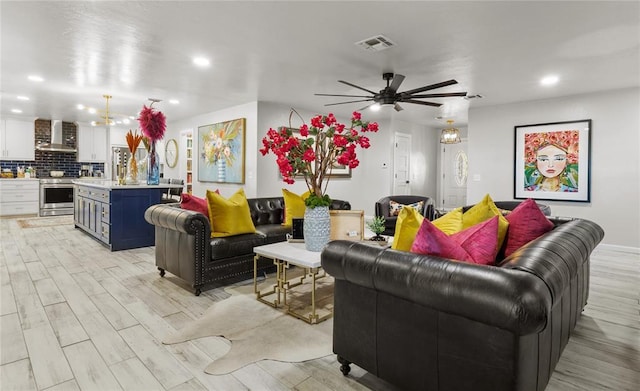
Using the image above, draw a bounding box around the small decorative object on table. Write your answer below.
[125,129,143,183]
[138,99,166,185]
[261,110,378,252]
[367,216,387,245]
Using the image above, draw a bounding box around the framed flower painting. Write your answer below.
[514,119,591,202]
[198,118,246,183]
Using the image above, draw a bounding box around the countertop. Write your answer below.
[72,179,184,190]
[0,178,40,181]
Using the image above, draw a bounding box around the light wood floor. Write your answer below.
[0,216,638,391]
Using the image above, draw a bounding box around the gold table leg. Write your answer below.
[253,254,332,324]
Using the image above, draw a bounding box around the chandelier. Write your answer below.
[440,119,461,144]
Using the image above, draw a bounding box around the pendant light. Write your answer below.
[440,119,461,144]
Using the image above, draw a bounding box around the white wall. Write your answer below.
[468,87,640,248]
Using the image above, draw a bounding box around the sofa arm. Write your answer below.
[144,204,211,236]
[321,241,552,335]
[144,204,211,291]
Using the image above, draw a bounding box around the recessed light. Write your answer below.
[91,121,97,126]
[11,109,22,114]
[17,96,29,101]
[369,103,381,112]
[193,57,210,67]
[88,108,96,114]
[169,99,180,105]
[540,75,559,86]
[77,104,85,110]
[28,75,44,82]
[123,119,130,125]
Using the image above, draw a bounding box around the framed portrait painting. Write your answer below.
[198,118,246,183]
[514,119,591,202]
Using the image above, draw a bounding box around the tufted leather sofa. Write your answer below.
[321,217,604,391]
[375,195,435,236]
[144,197,350,295]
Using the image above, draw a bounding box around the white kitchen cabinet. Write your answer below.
[77,125,107,162]
[0,179,39,216]
[0,119,36,161]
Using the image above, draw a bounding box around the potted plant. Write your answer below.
[367,216,387,244]
[261,110,378,251]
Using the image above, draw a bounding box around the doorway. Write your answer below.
[440,139,468,209]
[393,132,412,195]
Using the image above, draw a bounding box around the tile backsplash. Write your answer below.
[1,119,104,178]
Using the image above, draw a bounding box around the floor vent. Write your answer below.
[355,35,396,52]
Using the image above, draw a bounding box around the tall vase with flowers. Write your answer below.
[125,129,143,183]
[261,110,378,251]
[138,102,166,185]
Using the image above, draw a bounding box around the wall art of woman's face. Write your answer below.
[536,144,567,178]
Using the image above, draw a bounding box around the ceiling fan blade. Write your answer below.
[324,99,374,107]
[400,99,442,107]
[400,79,459,96]
[394,103,404,112]
[388,74,405,93]
[315,93,373,98]
[338,80,377,95]
[408,92,468,98]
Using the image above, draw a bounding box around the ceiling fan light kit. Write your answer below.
[316,72,467,112]
[440,119,461,144]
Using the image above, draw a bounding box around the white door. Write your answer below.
[393,133,411,195]
[440,140,468,209]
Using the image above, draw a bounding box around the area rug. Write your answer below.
[162,277,334,375]
[16,215,74,229]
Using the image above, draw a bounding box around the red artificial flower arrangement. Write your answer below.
[261,111,378,206]
[138,104,166,142]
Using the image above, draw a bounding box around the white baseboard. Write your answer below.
[597,243,640,254]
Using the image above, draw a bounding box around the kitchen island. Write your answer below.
[72,180,183,251]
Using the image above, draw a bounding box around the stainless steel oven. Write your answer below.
[40,178,74,216]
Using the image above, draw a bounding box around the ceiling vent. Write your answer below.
[355,35,396,52]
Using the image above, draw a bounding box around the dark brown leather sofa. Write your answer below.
[321,217,604,391]
[144,197,350,295]
[375,195,435,236]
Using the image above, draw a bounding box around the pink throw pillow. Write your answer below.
[452,216,499,265]
[410,219,474,263]
[504,199,554,257]
[410,216,500,265]
[181,192,215,217]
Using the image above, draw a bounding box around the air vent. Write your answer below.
[355,35,396,52]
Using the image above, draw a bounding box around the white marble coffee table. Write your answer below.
[253,241,331,324]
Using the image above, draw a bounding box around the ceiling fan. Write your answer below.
[315,73,467,112]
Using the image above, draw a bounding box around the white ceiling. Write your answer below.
[1,1,638,129]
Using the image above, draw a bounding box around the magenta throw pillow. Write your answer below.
[504,199,554,257]
[410,219,474,263]
[180,193,210,217]
[410,216,500,265]
[451,216,499,265]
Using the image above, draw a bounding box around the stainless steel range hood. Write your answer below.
[36,120,77,153]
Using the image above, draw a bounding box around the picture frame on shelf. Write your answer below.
[514,119,591,202]
[198,118,246,184]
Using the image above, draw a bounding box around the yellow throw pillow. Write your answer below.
[462,194,509,249]
[206,188,256,238]
[432,207,463,235]
[392,206,425,252]
[282,189,310,226]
